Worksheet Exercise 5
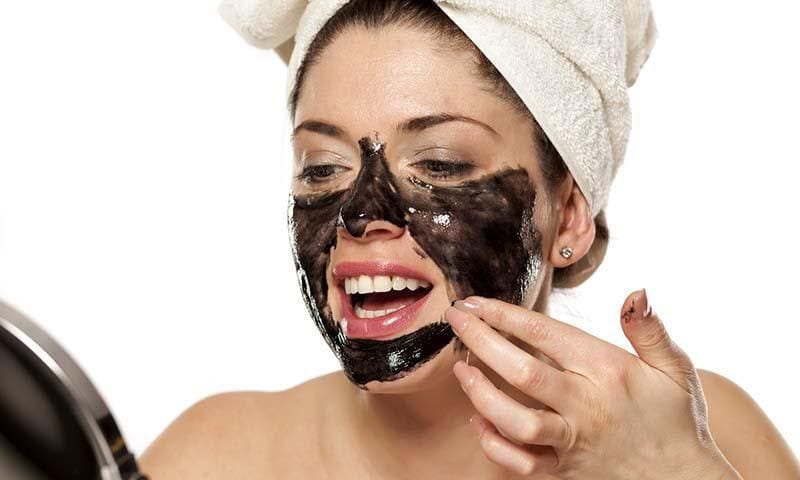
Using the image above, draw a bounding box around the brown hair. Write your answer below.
[287,0,609,289]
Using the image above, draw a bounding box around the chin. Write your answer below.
[360,344,461,394]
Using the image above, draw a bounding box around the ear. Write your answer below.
[549,177,596,268]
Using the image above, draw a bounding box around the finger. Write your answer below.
[470,413,558,476]
[455,296,610,375]
[445,306,576,411]
[620,289,697,391]
[454,361,572,449]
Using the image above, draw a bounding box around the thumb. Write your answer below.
[621,289,697,392]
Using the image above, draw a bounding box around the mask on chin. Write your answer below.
[288,133,543,389]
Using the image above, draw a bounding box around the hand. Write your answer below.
[444,289,742,480]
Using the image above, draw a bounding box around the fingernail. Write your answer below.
[453,299,480,314]
[623,297,636,324]
[640,288,653,319]
[445,307,469,332]
[623,289,652,324]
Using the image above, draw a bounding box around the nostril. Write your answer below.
[338,219,405,241]
[361,220,405,240]
[336,199,404,239]
[337,212,370,238]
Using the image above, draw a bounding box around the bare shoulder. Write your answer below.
[697,368,800,479]
[137,390,287,479]
[138,372,342,479]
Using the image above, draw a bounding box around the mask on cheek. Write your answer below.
[288,135,544,389]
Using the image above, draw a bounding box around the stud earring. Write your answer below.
[560,246,573,259]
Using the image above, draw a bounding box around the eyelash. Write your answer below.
[413,159,475,179]
[297,164,347,183]
[296,159,475,184]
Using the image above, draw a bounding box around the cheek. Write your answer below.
[401,170,544,304]
[288,192,344,317]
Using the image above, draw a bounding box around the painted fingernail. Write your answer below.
[623,298,636,324]
[445,307,469,332]
[623,289,653,324]
[453,299,480,314]
[639,288,652,319]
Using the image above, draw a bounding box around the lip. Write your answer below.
[337,287,432,339]
[332,261,433,340]
[332,261,431,283]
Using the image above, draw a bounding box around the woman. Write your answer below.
[139,1,800,478]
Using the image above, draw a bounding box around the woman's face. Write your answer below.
[289,25,557,392]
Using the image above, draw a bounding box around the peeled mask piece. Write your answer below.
[288,136,543,388]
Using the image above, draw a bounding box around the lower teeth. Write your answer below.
[354,303,408,319]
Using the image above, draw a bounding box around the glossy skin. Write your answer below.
[290,134,544,387]
[139,25,800,479]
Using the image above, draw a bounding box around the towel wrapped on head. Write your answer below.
[219,0,658,217]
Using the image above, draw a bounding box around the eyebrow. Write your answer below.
[291,120,345,140]
[291,112,500,141]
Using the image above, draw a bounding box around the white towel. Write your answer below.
[219,0,658,217]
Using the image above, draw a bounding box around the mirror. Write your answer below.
[0,299,147,480]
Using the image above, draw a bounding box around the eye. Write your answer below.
[296,164,348,184]
[412,159,475,180]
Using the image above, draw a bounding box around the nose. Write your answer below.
[337,217,406,242]
[337,192,407,239]
[336,137,407,239]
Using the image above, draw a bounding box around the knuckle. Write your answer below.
[609,362,630,386]
[512,360,546,392]
[638,322,670,349]
[519,410,543,443]
[469,375,494,405]
[480,429,499,451]
[560,414,575,450]
[604,364,636,401]
[516,458,537,476]
[494,306,513,328]
[600,353,637,389]
[521,315,549,342]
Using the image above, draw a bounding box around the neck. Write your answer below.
[346,364,510,479]
[339,344,551,479]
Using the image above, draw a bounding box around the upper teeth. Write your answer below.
[344,275,431,294]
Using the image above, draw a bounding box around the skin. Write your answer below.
[290,133,544,386]
[138,25,800,479]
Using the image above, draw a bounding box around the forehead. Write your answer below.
[294,25,511,134]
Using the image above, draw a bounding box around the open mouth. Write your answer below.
[334,266,434,339]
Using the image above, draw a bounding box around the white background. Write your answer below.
[1,0,798,460]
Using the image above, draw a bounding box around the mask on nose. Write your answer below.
[288,133,544,389]
[337,138,406,237]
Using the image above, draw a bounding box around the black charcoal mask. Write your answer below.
[288,133,543,389]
